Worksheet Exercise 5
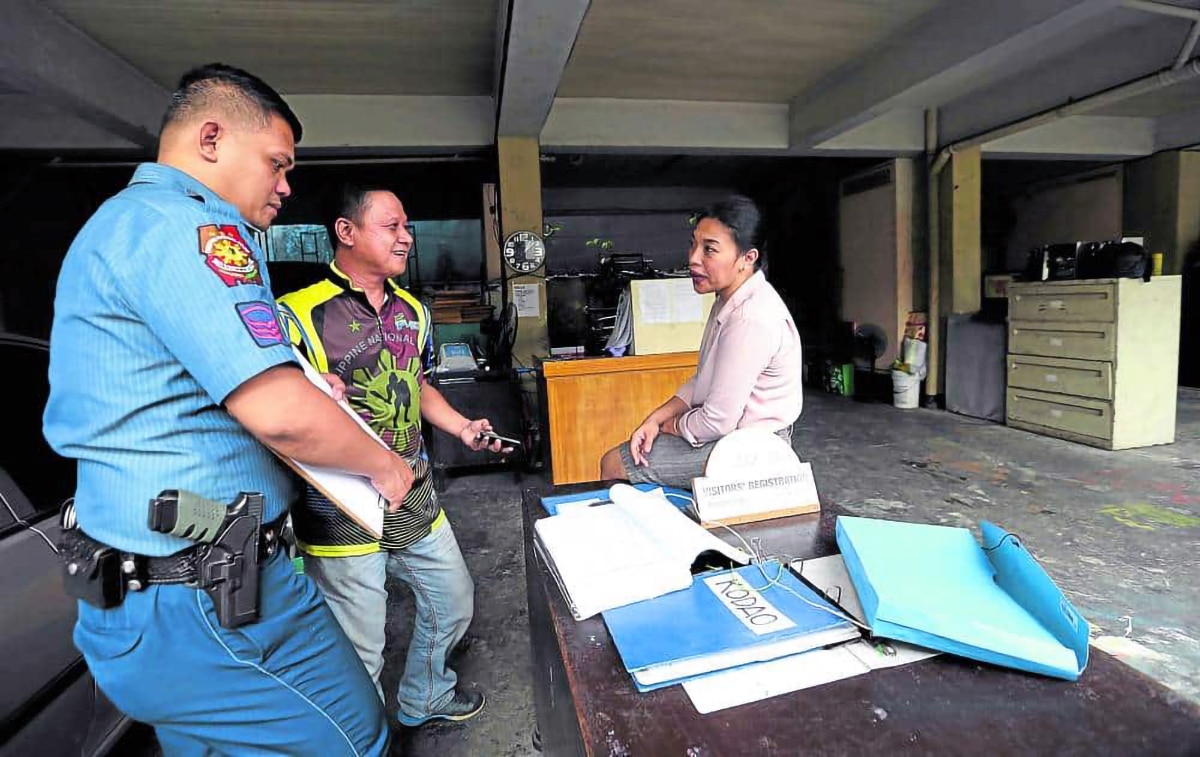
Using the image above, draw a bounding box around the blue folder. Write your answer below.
[603,561,861,690]
[540,483,693,515]
[835,516,1089,681]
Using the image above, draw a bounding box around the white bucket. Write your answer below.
[891,369,920,409]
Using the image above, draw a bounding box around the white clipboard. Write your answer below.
[274,347,386,538]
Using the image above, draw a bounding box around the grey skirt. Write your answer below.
[617,424,794,491]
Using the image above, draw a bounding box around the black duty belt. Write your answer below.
[61,491,282,628]
[134,511,290,585]
[64,511,288,588]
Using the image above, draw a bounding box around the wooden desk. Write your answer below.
[539,353,697,485]
[522,485,1200,756]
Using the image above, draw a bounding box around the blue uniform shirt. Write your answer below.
[44,163,298,556]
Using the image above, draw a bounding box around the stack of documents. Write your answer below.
[836,516,1090,680]
[533,484,749,620]
[602,561,861,691]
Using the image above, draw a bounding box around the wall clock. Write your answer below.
[502,230,546,274]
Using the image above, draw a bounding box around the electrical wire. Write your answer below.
[0,488,60,555]
[752,559,872,632]
[662,491,695,508]
[671,490,872,633]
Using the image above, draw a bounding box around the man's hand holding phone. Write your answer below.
[458,418,519,454]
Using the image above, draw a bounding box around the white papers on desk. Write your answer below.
[534,484,750,620]
[681,554,939,713]
[793,554,869,623]
[683,638,938,714]
[277,348,386,538]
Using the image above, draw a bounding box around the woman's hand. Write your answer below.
[629,418,661,466]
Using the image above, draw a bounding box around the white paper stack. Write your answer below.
[534,485,750,620]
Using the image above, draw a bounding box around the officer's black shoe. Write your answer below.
[397,689,486,727]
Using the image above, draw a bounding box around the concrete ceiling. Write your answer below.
[1091,77,1200,117]
[557,0,940,103]
[42,0,498,96]
[5,0,1200,160]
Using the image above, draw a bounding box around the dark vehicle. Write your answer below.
[0,333,130,755]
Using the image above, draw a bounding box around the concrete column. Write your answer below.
[927,146,981,396]
[497,136,547,364]
[1123,150,1200,275]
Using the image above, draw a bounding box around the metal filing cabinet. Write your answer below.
[1005,276,1181,450]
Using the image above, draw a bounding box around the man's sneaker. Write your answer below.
[397,689,486,727]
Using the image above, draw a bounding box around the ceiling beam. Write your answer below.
[813,109,925,154]
[0,95,140,150]
[939,15,1185,144]
[788,0,1117,150]
[495,0,591,138]
[0,0,168,149]
[286,96,494,150]
[1154,107,1200,150]
[541,98,788,152]
[980,115,1155,158]
[492,0,513,105]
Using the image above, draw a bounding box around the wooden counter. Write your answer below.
[539,352,698,485]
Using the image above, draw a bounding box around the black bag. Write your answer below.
[1113,241,1151,281]
[1075,240,1151,281]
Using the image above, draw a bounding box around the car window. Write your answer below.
[0,336,75,519]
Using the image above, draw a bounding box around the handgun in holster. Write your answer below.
[148,490,265,629]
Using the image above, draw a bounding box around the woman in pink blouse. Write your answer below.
[600,195,803,489]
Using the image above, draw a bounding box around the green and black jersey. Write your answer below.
[277,262,440,554]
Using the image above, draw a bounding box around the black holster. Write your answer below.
[60,492,267,629]
[197,506,261,629]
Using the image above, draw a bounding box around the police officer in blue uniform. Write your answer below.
[43,64,411,755]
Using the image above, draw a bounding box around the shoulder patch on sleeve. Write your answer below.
[236,300,286,347]
[198,224,262,287]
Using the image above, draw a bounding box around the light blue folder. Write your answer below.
[835,516,1089,681]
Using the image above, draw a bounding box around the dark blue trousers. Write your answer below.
[74,549,389,755]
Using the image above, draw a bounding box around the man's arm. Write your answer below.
[420,383,470,438]
[225,364,414,506]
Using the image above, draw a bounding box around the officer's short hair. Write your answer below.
[327,184,396,249]
[162,63,302,143]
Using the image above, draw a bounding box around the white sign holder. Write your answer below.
[692,428,820,528]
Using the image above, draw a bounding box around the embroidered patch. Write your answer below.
[236,301,285,347]
[198,224,261,287]
[393,314,419,332]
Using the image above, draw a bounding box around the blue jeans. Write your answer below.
[73,549,389,756]
[304,517,475,720]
